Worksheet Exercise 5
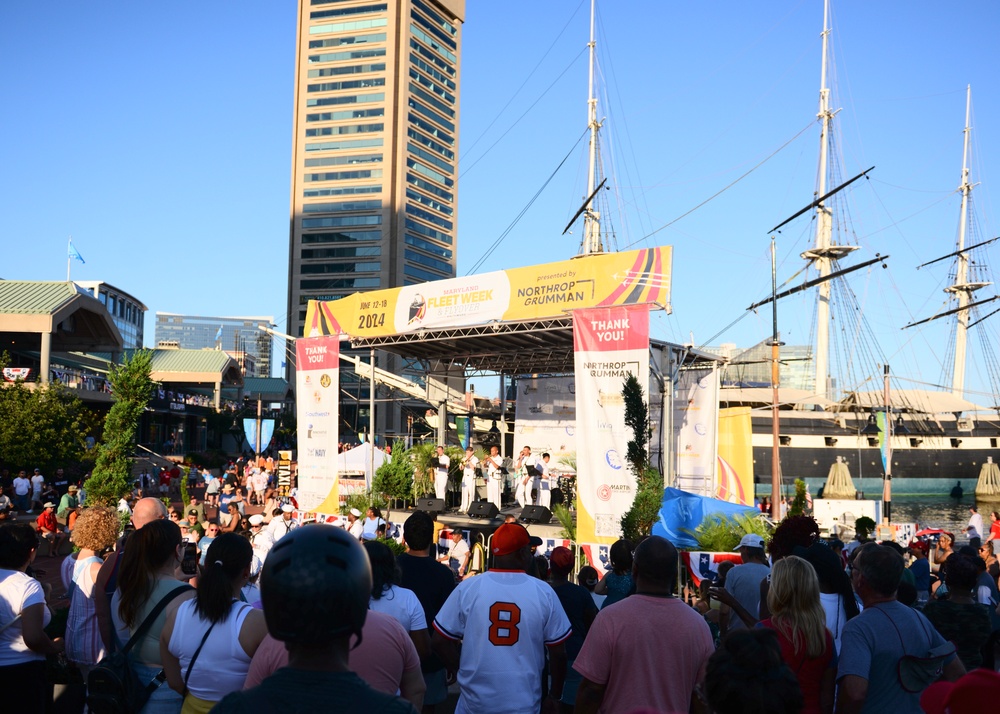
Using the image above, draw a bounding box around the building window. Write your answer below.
[301,230,382,244]
[302,215,382,229]
[305,153,383,167]
[308,32,386,50]
[404,263,452,282]
[305,137,384,152]
[303,199,383,213]
[306,107,385,123]
[305,123,385,137]
[404,232,452,257]
[307,63,386,81]
[309,18,388,36]
[304,184,381,198]
[300,261,381,274]
[304,92,385,109]
[310,3,387,21]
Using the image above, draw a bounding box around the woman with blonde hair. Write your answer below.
[65,506,120,678]
[758,555,835,714]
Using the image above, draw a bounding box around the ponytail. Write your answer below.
[118,519,182,628]
[196,533,252,623]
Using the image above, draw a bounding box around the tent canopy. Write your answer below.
[338,442,389,486]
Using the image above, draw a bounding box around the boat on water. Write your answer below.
[720,2,1000,497]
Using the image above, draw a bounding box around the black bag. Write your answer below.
[86,584,193,714]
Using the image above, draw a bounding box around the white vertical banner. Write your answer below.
[673,366,719,497]
[295,335,340,513]
[574,305,651,545]
[513,376,577,471]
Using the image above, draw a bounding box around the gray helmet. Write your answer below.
[261,524,372,644]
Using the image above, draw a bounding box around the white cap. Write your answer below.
[248,514,264,526]
[281,504,295,513]
[734,534,766,551]
[350,508,362,518]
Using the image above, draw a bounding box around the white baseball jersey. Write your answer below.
[433,569,571,714]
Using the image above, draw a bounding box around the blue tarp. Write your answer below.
[652,487,760,549]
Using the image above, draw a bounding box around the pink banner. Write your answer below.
[295,335,340,512]
[573,304,651,544]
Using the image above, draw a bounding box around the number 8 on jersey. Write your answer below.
[488,601,521,646]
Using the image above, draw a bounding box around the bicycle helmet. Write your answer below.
[261,523,372,644]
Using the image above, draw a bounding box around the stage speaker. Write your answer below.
[416,498,446,514]
[467,501,500,519]
[519,505,552,524]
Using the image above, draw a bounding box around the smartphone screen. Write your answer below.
[181,543,198,575]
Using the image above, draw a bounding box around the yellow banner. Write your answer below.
[716,407,754,506]
[304,246,671,338]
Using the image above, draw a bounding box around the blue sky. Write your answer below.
[2,2,998,402]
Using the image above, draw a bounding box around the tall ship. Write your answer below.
[719,1,1000,496]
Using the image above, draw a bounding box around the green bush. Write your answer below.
[789,479,808,517]
[379,537,406,556]
[684,511,773,553]
[373,441,415,504]
[340,490,387,516]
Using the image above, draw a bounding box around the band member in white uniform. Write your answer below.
[514,447,536,508]
[484,445,504,511]
[536,453,553,510]
[434,445,450,502]
[459,447,478,513]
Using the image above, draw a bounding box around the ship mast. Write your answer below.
[801,0,857,400]
[580,0,603,255]
[949,86,984,397]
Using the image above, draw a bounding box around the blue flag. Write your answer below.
[215,325,223,341]
[68,240,85,264]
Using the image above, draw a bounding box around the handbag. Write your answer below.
[86,584,193,714]
[872,605,957,693]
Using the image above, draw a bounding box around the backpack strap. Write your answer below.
[121,585,194,656]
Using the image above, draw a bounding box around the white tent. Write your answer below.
[338,442,389,489]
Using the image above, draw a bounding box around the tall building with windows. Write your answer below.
[75,281,147,349]
[286,0,464,339]
[154,314,274,378]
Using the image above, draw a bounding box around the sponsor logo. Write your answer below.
[565,426,574,437]
[694,423,707,436]
[320,374,331,388]
[605,449,623,470]
[597,484,612,501]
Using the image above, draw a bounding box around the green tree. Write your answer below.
[0,352,96,472]
[789,479,808,517]
[85,351,154,506]
[619,374,664,541]
[373,441,415,505]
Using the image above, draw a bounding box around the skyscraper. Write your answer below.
[286,0,464,438]
[286,0,464,340]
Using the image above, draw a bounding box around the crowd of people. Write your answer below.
[5,458,1000,714]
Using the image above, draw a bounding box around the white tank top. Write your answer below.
[167,599,252,702]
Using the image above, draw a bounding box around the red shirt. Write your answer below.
[990,520,1000,541]
[159,472,171,487]
[759,619,835,714]
[36,510,58,533]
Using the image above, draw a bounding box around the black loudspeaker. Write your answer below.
[467,501,500,519]
[519,505,552,524]
[416,498,446,514]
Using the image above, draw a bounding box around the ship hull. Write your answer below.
[750,411,1000,496]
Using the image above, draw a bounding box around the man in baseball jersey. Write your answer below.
[433,446,450,503]
[433,523,570,714]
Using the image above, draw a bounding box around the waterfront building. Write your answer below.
[709,342,816,392]
[154,313,274,378]
[285,0,465,437]
[75,280,147,349]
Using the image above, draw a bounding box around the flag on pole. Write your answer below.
[215,325,224,341]
[68,240,85,264]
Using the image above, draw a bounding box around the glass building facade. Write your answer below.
[286,0,464,338]
[154,313,274,378]
[75,281,147,349]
